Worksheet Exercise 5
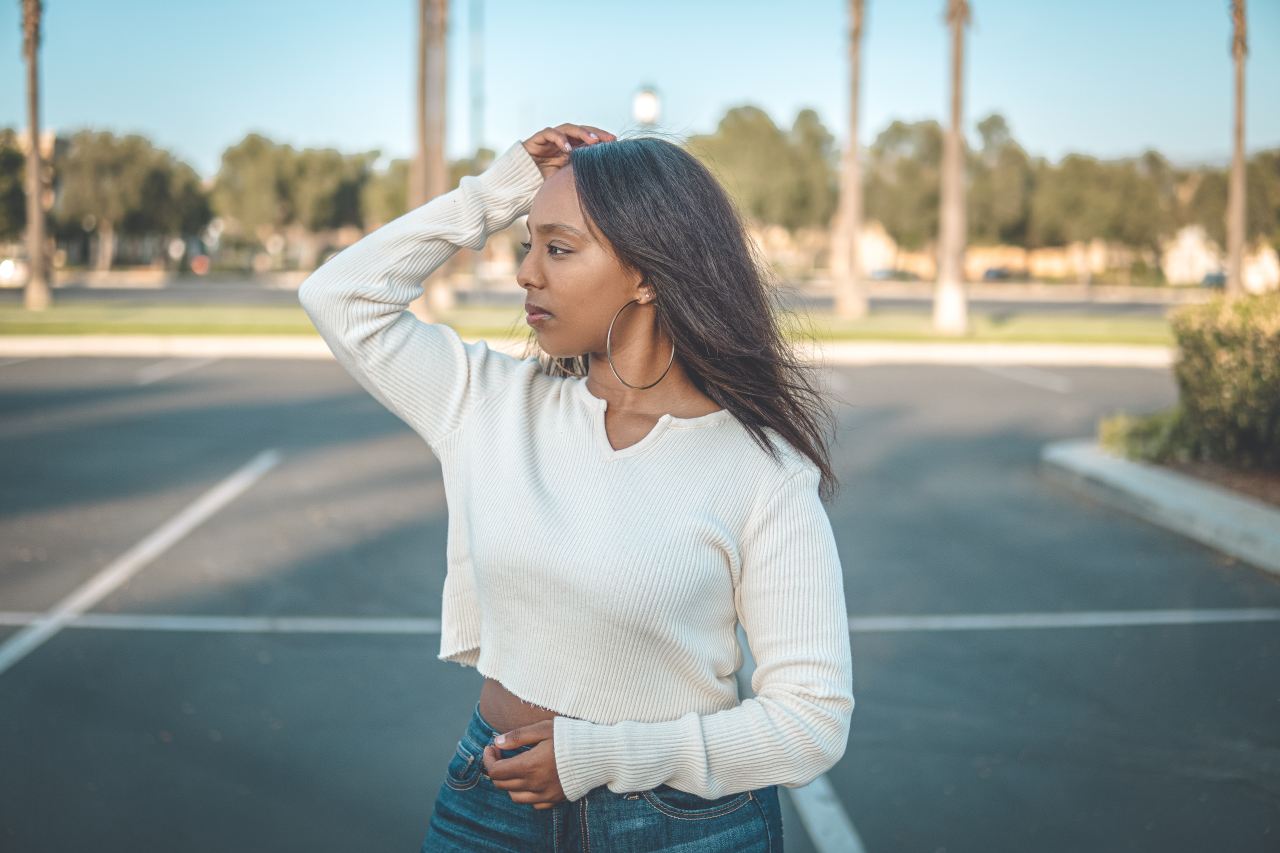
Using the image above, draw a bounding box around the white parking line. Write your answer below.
[0,612,439,633]
[848,608,1280,632]
[135,356,221,385]
[0,449,281,676]
[3,608,1274,635]
[736,624,867,853]
[974,364,1073,393]
[4,604,1272,851]
[789,774,866,853]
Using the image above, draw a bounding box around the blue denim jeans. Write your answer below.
[422,701,784,852]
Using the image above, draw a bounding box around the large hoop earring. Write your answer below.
[606,297,676,390]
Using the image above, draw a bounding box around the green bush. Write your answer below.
[1098,404,1195,462]
[1172,291,1279,467]
[1100,291,1280,469]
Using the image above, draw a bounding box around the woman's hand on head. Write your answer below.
[521,124,615,179]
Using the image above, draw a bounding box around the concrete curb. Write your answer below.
[1040,439,1280,578]
[0,335,1175,367]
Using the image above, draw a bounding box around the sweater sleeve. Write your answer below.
[550,462,855,802]
[296,139,545,450]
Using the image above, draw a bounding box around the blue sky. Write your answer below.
[1,0,1276,181]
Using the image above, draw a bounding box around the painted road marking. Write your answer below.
[0,449,280,676]
[974,364,1073,393]
[3,608,1274,636]
[735,624,869,853]
[4,606,1272,849]
[135,356,221,386]
[848,608,1280,632]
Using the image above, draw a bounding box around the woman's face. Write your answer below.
[517,166,649,359]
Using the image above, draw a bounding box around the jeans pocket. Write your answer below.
[637,784,754,820]
[442,738,484,791]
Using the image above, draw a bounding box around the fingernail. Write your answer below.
[495,734,506,745]
[563,143,571,151]
[589,132,598,139]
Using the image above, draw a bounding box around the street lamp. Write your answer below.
[632,85,660,127]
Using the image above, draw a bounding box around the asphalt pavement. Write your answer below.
[0,353,1276,852]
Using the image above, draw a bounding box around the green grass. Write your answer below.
[0,301,1176,346]
[0,304,318,335]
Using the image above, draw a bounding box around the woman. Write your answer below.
[298,122,854,852]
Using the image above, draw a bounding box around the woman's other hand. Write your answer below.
[521,124,615,179]
[482,718,567,809]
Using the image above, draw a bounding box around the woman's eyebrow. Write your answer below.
[532,221,589,240]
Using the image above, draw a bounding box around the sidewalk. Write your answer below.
[1041,439,1280,578]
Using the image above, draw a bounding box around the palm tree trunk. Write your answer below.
[95,220,117,272]
[409,0,450,322]
[934,0,970,334]
[834,0,868,320]
[1226,0,1247,299]
[22,0,50,311]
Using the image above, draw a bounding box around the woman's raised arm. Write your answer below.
[296,139,545,451]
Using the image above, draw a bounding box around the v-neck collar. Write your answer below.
[571,376,733,461]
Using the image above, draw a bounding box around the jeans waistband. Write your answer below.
[462,700,538,759]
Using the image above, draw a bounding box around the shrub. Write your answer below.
[1100,291,1280,469]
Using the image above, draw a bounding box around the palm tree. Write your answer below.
[21,0,50,311]
[1226,0,1247,299]
[934,0,970,335]
[408,0,449,321]
[833,0,868,320]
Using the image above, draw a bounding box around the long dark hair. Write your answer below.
[513,132,840,503]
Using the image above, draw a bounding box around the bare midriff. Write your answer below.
[479,676,582,734]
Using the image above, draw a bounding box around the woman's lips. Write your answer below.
[525,310,552,325]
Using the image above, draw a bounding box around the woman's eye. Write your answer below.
[519,241,569,257]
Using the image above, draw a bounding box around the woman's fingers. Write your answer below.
[521,124,615,176]
[554,123,616,149]
[577,125,616,142]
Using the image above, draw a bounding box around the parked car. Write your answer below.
[982,266,1032,282]
[869,268,920,281]
[1200,271,1226,289]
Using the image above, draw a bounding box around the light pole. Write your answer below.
[632,85,661,128]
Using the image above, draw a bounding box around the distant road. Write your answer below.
[0,275,1213,319]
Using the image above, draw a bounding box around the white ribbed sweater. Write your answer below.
[297,138,854,803]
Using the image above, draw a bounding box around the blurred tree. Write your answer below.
[689,106,793,227]
[1028,154,1112,249]
[0,128,27,241]
[688,106,839,234]
[289,146,377,268]
[56,130,192,270]
[785,108,839,233]
[1255,149,1280,250]
[360,157,411,231]
[967,112,1032,246]
[865,119,943,252]
[1188,158,1276,252]
[211,133,293,256]
[122,149,211,268]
